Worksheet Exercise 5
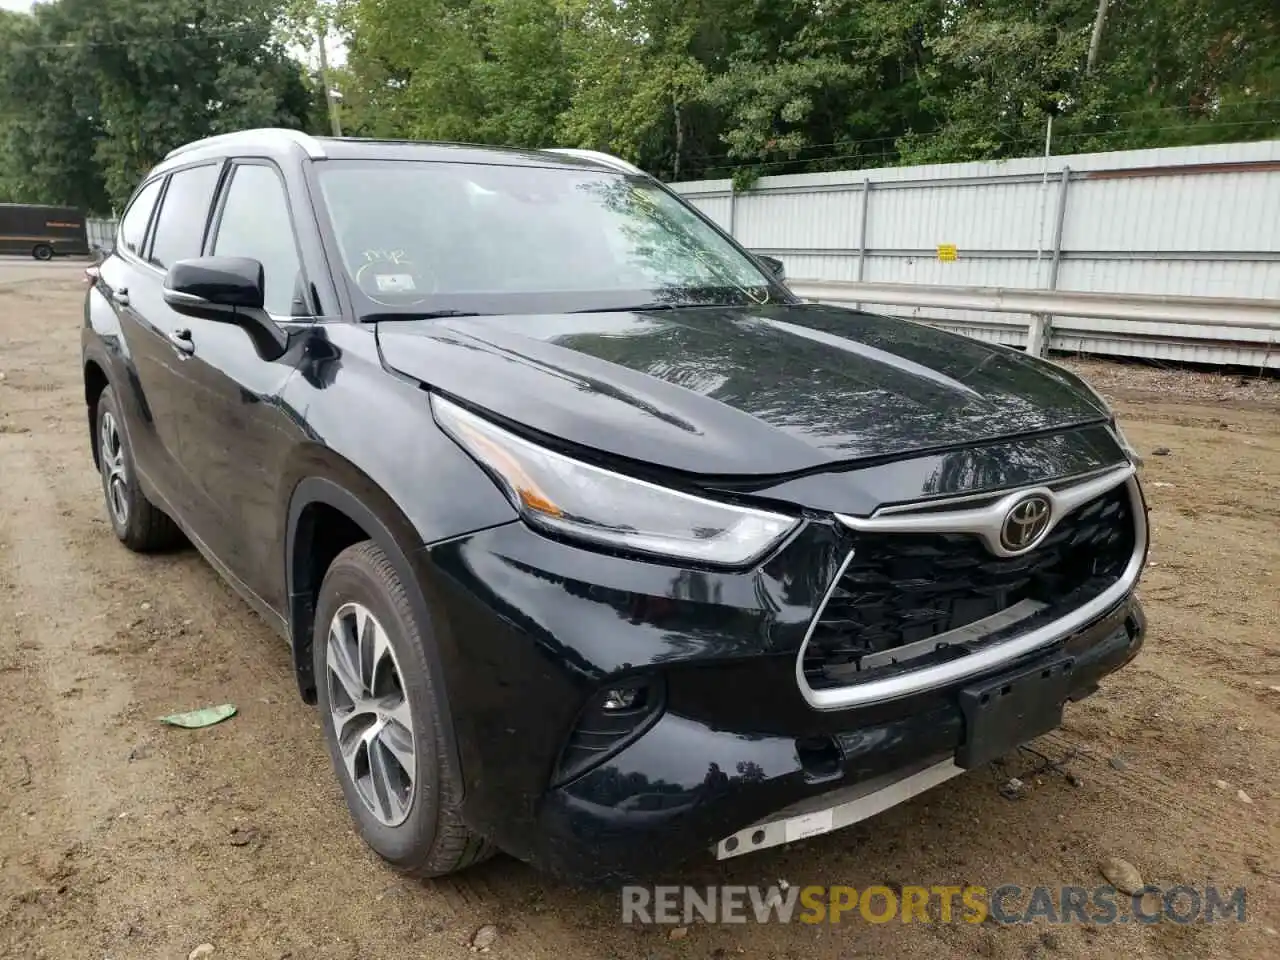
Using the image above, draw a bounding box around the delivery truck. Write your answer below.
[0,203,90,259]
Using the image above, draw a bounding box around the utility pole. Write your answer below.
[316,14,342,137]
[1086,0,1110,74]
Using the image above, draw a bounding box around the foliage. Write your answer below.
[1,0,1276,208]
[0,0,315,211]
[341,0,1277,182]
[895,0,1280,164]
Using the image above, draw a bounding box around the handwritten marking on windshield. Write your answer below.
[363,249,410,264]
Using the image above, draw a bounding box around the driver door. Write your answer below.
[170,160,310,605]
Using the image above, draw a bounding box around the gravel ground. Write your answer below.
[1,263,1277,959]
[1064,356,1280,408]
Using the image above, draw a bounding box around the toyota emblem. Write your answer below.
[1000,494,1052,551]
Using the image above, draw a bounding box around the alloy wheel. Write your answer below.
[325,602,417,827]
[100,411,129,527]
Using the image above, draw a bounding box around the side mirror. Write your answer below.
[163,256,289,360]
[756,254,785,282]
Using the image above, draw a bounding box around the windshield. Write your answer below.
[315,159,779,317]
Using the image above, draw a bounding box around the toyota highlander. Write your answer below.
[81,129,1148,884]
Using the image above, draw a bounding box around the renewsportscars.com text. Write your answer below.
[621,884,1248,926]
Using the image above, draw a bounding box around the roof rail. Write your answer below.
[544,148,644,176]
[165,128,327,161]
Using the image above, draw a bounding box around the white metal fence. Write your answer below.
[86,218,115,254]
[672,140,1280,368]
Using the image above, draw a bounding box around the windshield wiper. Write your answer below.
[363,310,491,322]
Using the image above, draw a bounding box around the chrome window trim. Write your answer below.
[797,471,1147,710]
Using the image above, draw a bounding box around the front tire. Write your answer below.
[95,386,182,551]
[32,243,53,261]
[314,541,493,877]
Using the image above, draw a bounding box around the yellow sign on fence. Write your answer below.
[937,244,958,262]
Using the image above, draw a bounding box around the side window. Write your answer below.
[118,179,162,257]
[212,164,303,317]
[149,164,221,270]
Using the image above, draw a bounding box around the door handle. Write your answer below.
[167,328,195,355]
[111,286,129,306]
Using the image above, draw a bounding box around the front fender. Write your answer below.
[275,325,518,789]
[276,324,516,551]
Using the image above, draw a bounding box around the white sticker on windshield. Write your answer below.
[375,273,417,293]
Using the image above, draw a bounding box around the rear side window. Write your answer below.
[118,179,162,257]
[149,164,221,269]
[211,164,304,316]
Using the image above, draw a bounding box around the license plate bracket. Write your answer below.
[956,656,1076,769]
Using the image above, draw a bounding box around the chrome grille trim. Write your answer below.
[835,463,1135,559]
[797,471,1147,710]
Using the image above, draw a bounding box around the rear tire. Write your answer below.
[95,386,182,551]
[314,540,494,877]
[32,244,53,261]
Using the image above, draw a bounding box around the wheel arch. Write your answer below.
[287,471,416,695]
[84,357,111,469]
[285,467,467,791]
[283,454,457,692]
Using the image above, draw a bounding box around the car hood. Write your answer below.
[375,302,1110,477]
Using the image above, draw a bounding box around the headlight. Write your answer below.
[431,395,799,565]
[1111,419,1144,467]
[1042,358,1143,468]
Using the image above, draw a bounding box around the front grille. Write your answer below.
[804,483,1136,690]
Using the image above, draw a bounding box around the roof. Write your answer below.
[156,128,643,177]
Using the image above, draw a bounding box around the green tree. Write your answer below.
[0,0,109,210]
[83,0,314,204]
[341,0,572,146]
[0,0,316,210]
[894,0,1102,164]
[334,0,1279,181]
[1086,0,1280,150]
[7,0,1273,205]
[0,10,27,203]
[557,0,731,180]
[896,0,1279,164]
[706,0,944,181]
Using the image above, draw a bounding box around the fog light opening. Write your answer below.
[601,686,645,712]
[797,735,843,782]
[551,676,665,786]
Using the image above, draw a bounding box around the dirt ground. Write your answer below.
[1,260,1276,959]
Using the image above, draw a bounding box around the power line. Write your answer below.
[702,119,1279,172]
[697,100,1280,165]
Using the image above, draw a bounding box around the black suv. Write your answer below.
[82,129,1148,884]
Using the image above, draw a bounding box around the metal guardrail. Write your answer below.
[788,279,1280,359]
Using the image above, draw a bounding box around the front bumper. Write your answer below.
[535,598,1143,883]
[423,516,1146,885]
